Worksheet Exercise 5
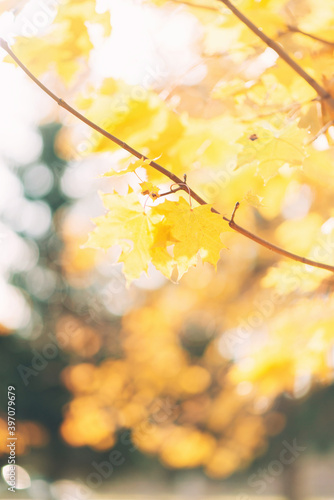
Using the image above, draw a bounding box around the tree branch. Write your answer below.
[1,38,334,273]
[217,0,334,110]
[228,219,334,272]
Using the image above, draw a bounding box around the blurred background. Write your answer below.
[1,0,334,499]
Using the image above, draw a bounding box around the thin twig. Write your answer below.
[217,0,334,110]
[307,120,334,145]
[1,38,334,273]
[286,25,334,47]
[159,186,184,197]
[170,0,220,12]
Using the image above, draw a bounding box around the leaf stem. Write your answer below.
[217,0,334,109]
[1,38,334,273]
[159,186,184,197]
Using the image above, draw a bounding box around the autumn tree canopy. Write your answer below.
[2,0,334,484]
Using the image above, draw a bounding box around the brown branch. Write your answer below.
[1,38,334,274]
[217,0,334,110]
[228,220,334,272]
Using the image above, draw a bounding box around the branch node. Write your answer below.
[230,201,240,225]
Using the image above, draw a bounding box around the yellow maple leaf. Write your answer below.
[242,191,264,208]
[103,157,152,178]
[9,0,111,84]
[76,82,172,156]
[102,162,142,178]
[84,192,156,283]
[150,224,179,279]
[85,194,227,282]
[152,198,227,279]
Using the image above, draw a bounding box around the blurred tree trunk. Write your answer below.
[282,461,301,500]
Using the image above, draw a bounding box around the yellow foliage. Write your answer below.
[85,193,227,281]
[179,365,211,394]
[84,192,158,282]
[7,0,334,481]
[60,396,116,447]
[152,197,227,278]
[160,427,216,468]
[206,446,242,478]
[237,120,309,182]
